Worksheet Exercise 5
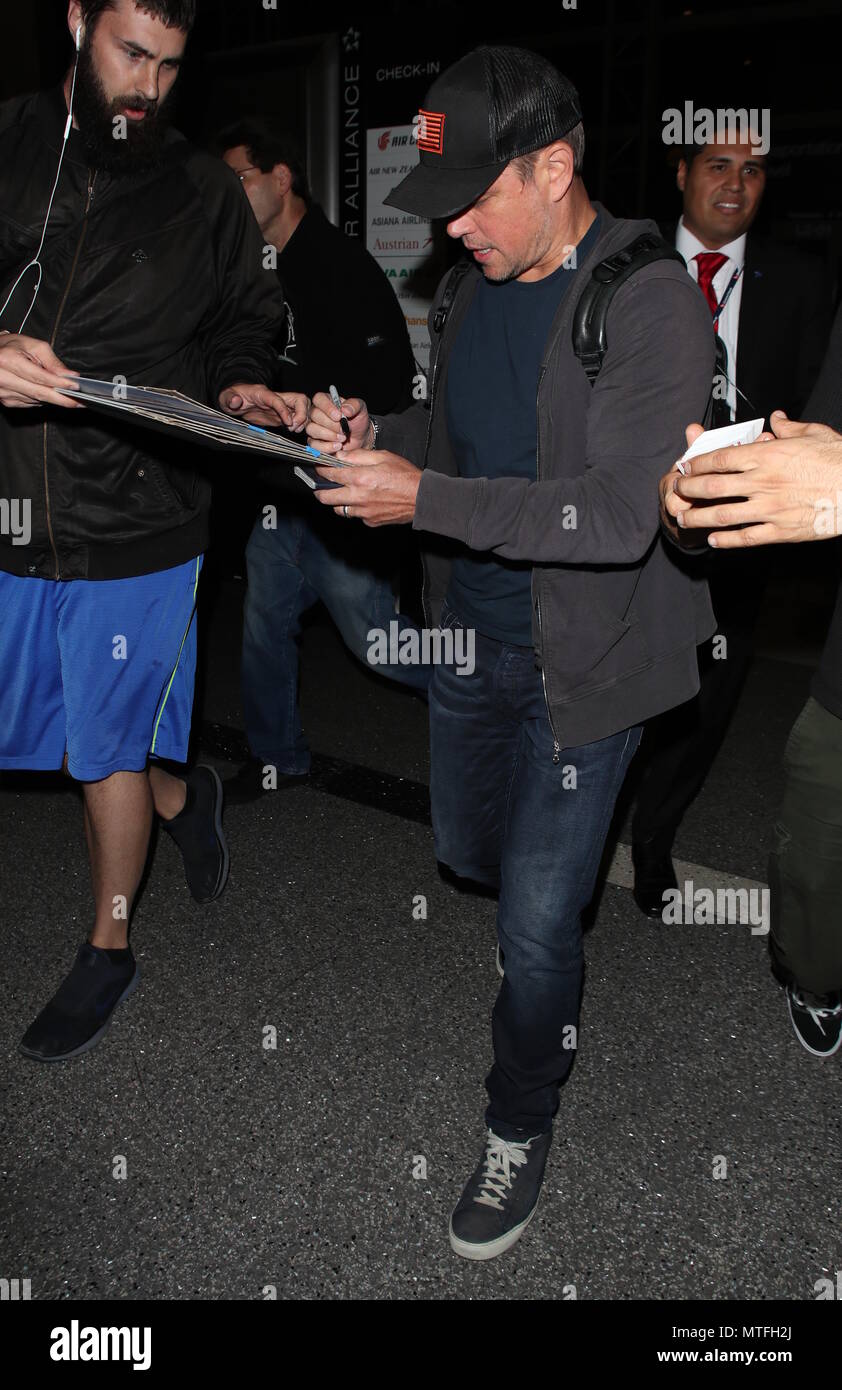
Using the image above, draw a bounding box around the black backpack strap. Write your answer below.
[572,233,685,385]
[432,258,472,337]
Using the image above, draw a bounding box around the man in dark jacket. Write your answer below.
[0,0,306,1063]
[307,46,715,1260]
[630,126,831,917]
[662,315,842,1059]
[216,122,426,805]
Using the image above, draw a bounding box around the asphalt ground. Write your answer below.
[1,574,839,1302]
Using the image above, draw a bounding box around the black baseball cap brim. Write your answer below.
[383,157,506,220]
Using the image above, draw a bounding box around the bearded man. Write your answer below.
[0,0,307,1062]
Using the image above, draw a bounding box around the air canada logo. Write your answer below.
[378,130,391,151]
[415,109,445,154]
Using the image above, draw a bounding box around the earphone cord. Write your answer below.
[0,44,81,335]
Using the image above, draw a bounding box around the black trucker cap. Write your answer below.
[384,46,583,220]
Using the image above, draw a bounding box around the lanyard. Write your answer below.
[711,264,743,331]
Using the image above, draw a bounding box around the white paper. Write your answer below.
[675,418,765,474]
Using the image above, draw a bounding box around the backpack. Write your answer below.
[434,233,721,426]
[571,232,685,382]
[572,231,725,428]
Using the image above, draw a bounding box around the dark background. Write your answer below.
[5,0,841,291]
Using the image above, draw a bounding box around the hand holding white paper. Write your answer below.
[675,418,765,475]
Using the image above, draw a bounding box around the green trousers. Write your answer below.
[769,696,842,995]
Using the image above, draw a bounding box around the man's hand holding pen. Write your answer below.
[307,391,422,526]
[308,390,374,452]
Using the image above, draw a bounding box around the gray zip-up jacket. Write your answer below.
[377,202,717,751]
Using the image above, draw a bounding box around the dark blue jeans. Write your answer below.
[429,605,641,1140]
[242,509,431,773]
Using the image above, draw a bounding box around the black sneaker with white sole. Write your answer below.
[161,764,229,903]
[786,984,842,1057]
[19,942,139,1062]
[449,1127,551,1260]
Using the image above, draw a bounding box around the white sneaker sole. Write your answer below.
[448,1196,540,1261]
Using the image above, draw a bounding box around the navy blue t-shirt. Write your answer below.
[445,216,601,644]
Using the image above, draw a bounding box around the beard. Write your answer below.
[72,42,175,174]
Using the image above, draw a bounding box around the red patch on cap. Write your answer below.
[417,109,445,155]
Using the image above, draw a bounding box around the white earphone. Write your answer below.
[0,20,84,333]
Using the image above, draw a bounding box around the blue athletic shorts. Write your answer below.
[0,556,202,781]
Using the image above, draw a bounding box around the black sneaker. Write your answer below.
[224,758,308,806]
[160,764,229,903]
[786,984,842,1057]
[19,942,139,1062]
[449,1128,551,1260]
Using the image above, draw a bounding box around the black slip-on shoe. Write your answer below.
[160,764,229,903]
[449,1128,551,1260]
[786,985,842,1058]
[19,942,138,1062]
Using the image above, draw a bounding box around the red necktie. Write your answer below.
[694,251,728,318]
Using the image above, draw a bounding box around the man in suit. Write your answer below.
[631,124,831,916]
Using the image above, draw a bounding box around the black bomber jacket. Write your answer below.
[0,86,285,581]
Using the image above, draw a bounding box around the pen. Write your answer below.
[329,383,351,442]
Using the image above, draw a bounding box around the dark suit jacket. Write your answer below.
[664,222,831,428]
[728,240,833,620]
[733,237,830,427]
[805,296,842,433]
[661,225,833,616]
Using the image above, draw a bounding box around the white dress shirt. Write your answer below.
[676,217,747,420]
